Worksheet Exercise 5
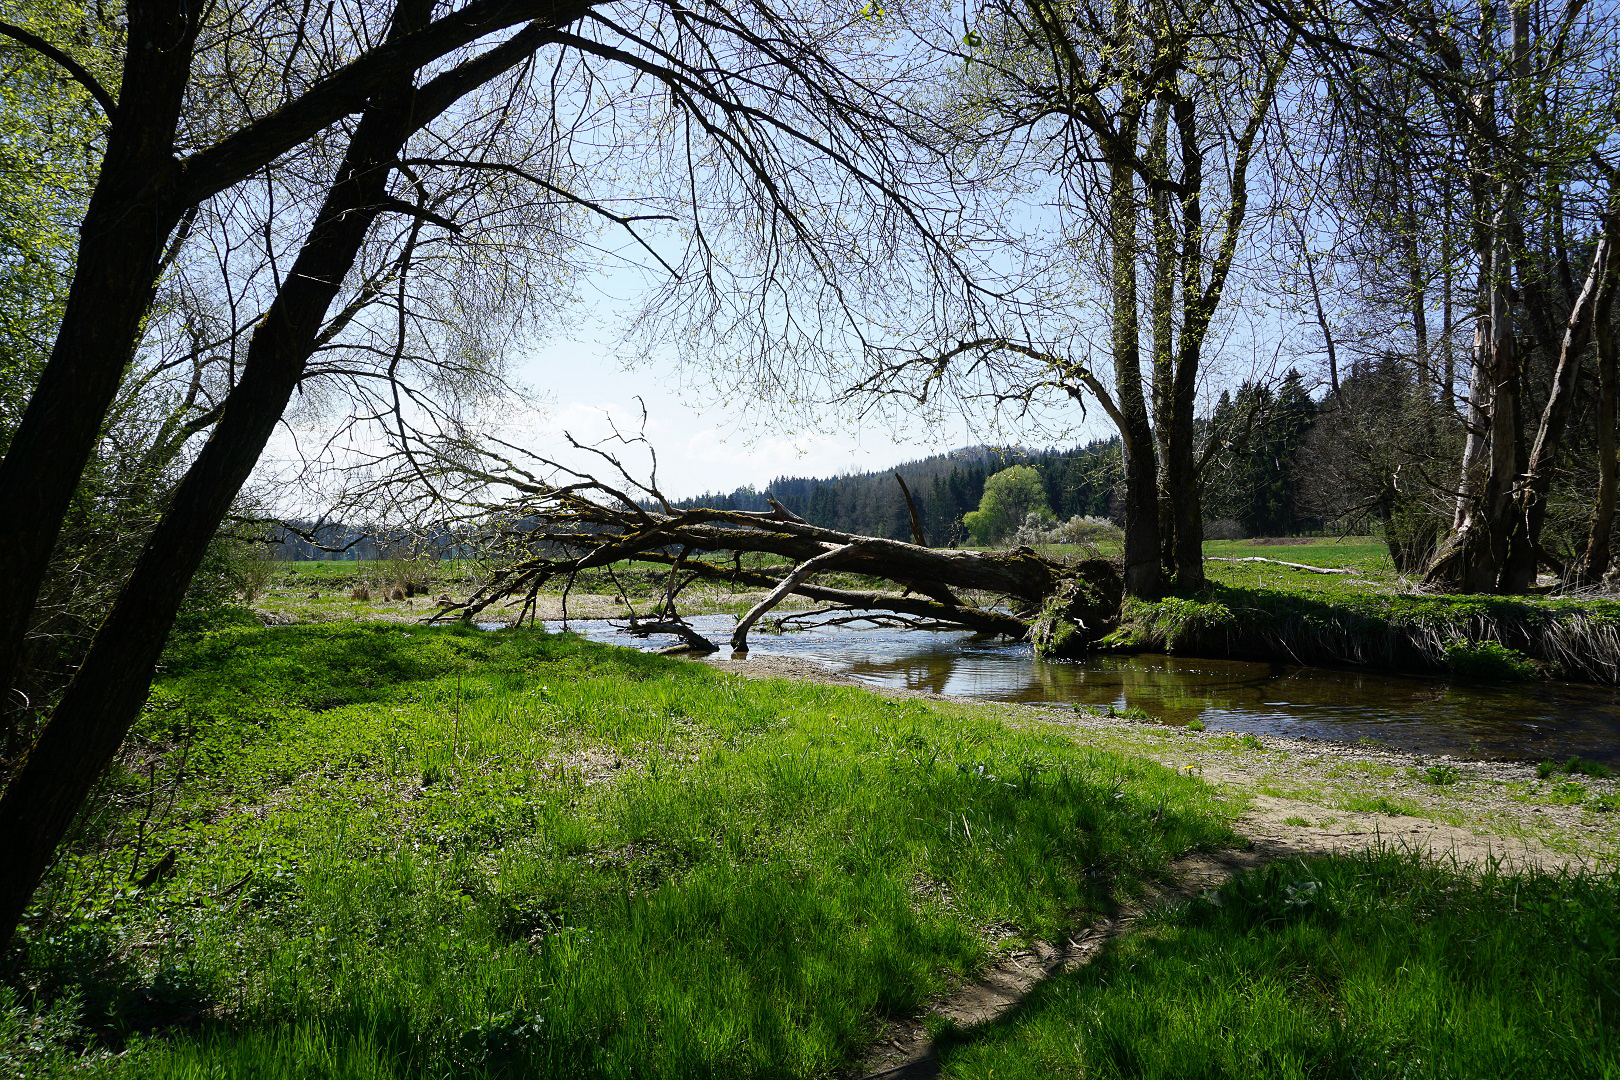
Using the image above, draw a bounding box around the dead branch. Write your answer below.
[732,541,869,652]
[438,471,1122,655]
[1204,556,1360,575]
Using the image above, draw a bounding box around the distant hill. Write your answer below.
[678,439,1122,545]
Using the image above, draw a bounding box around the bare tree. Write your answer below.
[824,0,1296,597]
[1270,0,1620,592]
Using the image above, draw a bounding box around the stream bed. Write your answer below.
[536,613,1620,765]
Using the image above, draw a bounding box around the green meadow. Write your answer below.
[3,624,1231,1077]
[5,617,1618,1077]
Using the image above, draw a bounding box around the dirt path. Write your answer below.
[853,797,1601,1080]
[855,788,1606,1080]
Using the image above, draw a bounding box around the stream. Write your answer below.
[534,613,1620,765]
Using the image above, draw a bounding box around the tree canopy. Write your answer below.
[964,465,1054,545]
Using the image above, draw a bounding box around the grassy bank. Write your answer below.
[252,537,1620,684]
[1108,540,1620,684]
[2,624,1231,1078]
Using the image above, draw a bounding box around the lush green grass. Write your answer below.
[932,850,1620,1079]
[1201,537,1401,595]
[5,624,1233,1078]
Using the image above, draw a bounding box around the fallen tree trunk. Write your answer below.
[442,481,1121,656]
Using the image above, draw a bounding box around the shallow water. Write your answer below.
[535,613,1620,765]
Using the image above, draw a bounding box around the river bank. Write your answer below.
[254,540,1620,686]
[1108,582,1620,684]
[701,651,1620,867]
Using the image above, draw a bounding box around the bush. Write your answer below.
[1013,514,1123,553]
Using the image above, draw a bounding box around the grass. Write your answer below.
[931,850,1620,1079]
[1540,757,1616,780]
[5,624,1233,1078]
[1418,764,1461,786]
[1202,537,1401,595]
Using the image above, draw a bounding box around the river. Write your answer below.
[535,613,1620,765]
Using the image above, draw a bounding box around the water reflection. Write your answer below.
[541,614,1620,764]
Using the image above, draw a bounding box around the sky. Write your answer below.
[470,250,1113,501]
[502,329,1097,502]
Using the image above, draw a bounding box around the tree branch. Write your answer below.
[0,20,116,118]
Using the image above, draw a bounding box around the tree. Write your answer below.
[0,0,975,947]
[964,464,1052,544]
[1271,0,1620,592]
[1294,356,1454,571]
[1204,370,1319,536]
[834,0,1296,597]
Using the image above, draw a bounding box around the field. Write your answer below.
[4,622,1618,1078]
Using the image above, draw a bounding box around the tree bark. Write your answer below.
[1109,146,1163,599]
[1573,210,1620,586]
[0,0,197,718]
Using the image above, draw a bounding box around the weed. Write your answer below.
[1421,764,1461,786]
[1547,780,1589,805]
[1445,640,1540,682]
[1184,718,1205,732]
[1537,757,1615,780]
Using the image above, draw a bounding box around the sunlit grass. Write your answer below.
[8,624,1233,1078]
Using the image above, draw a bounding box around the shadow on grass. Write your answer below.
[10,626,1238,1079]
[928,848,1620,1079]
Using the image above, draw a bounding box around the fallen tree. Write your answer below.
[440,467,1122,657]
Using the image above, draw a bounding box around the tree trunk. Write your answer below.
[0,5,196,721]
[0,11,557,947]
[1168,94,1205,590]
[1109,144,1162,599]
[1501,217,1615,591]
[1573,213,1620,586]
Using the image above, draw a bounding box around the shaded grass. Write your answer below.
[7,624,1233,1078]
[934,850,1620,1079]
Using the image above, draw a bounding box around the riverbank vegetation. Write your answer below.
[245,535,1620,685]
[3,623,1616,1077]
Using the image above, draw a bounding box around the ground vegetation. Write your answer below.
[0,0,997,948]
[3,622,1615,1076]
